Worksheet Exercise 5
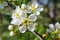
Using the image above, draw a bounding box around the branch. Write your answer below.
[32,31,44,40]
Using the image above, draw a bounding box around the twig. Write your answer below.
[32,31,43,40]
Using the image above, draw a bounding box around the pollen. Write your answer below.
[23,19,29,25]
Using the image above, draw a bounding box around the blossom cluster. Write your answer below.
[46,22,60,38]
[8,1,43,36]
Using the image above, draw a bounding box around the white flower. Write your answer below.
[8,25,13,30]
[47,22,60,34]
[10,4,39,34]
[55,22,60,29]
[30,1,43,15]
[49,24,55,30]
[10,31,15,36]
[21,4,31,13]
[11,6,27,19]
[19,14,37,33]
[11,18,22,25]
[11,6,27,25]
[19,23,36,33]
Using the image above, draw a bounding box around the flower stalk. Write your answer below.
[32,31,43,40]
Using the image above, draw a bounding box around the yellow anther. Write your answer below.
[42,34,47,38]
[23,19,29,25]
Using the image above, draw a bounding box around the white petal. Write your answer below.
[21,4,27,9]
[27,9,31,13]
[11,13,17,19]
[11,19,22,25]
[34,11,40,15]
[27,6,32,13]
[11,8,21,19]
[49,24,55,30]
[29,14,37,21]
[11,13,21,19]
[11,13,15,18]
[27,23,36,32]
[32,1,38,8]
[15,6,20,13]
[19,25,26,33]
[21,12,27,19]
[37,8,43,12]
[55,22,60,29]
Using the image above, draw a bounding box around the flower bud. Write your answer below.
[21,4,27,10]
[8,25,13,30]
[42,34,47,38]
[10,31,15,36]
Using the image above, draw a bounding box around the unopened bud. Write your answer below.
[10,31,15,36]
[8,25,13,30]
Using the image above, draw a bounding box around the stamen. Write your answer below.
[23,19,29,25]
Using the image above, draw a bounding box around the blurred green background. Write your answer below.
[0,0,60,40]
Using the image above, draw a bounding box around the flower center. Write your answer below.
[13,10,20,18]
[31,4,38,12]
[23,19,29,25]
[15,13,20,18]
[31,5,35,12]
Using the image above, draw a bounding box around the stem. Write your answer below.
[32,31,43,40]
